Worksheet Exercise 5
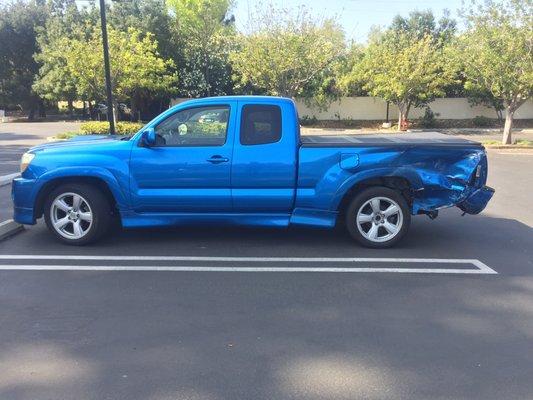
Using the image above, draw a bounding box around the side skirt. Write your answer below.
[119,209,339,230]
[120,211,291,228]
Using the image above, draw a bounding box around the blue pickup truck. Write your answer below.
[13,96,494,247]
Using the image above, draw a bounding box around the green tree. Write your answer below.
[338,43,367,97]
[167,0,236,97]
[109,0,174,59]
[457,0,533,144]
[230,5,345,105]
[390,9,456,43]
[33,0,87,114]
[345,30,456,129]
[64,26,178,123]
[0,0,47,119]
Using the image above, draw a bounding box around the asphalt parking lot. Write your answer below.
[0,124,532,399]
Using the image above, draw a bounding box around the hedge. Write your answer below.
[79,121,144,135]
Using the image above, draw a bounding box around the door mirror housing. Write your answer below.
[141,127,156,147]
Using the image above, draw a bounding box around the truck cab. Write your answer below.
[12,96,494,247]
[130,97,298,216]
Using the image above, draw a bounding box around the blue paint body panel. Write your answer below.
[11,95,493,231]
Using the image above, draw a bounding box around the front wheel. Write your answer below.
[44,183,111,245]
[345,187,411,248]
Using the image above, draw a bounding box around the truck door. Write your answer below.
[231,101,297,212]
[129,102,235,213]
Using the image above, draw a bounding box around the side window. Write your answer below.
[240,105,282,145]
[154,105,229,146]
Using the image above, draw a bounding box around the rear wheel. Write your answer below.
[44,183,111,245]
[345,187,410,248]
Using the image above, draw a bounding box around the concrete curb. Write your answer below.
[484,145,533,150]
[0,219,24,241]
[0,173,20,187]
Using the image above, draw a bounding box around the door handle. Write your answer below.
[207,155,229,164]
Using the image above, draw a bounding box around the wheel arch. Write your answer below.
[336,176,414,220]
[34,176,119,220]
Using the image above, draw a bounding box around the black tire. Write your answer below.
[345,186,411,248]
[44,183,111,245]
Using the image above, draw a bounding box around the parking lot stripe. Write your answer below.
[0,264,497,274]
[0,256,497,274]
[0,254,491,264]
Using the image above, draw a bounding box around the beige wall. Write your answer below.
[171,97,533,120]
[296,97,533,120]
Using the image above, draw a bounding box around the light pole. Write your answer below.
[98,0,116,134]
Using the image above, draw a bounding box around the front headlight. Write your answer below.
[20,153,35,173]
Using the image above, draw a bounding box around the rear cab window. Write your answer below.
[240,104,282,145]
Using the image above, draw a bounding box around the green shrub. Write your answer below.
[472,115,492,127]
[79,121,144,135]
[420,107,439,128]
[55,131,78,139]
[299,115,318,126]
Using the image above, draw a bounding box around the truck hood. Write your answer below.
[29,135,128,154]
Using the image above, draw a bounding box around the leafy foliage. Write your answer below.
[455,0,533,143]
[109,0,174,60]
[419,107,439,128]
[390,9,456,43]
[168,0,236,97]
[80,121,144,135]
[344,30,456,128]
[230,5,345,105]
[0,0,47,116]
[33,0,86,107]
[472,115,493,127]
[64,26,178,105]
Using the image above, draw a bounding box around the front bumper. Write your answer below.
[11,177,38,224]
[458,185,495,215]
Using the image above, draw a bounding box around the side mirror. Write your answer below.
[141,127,156,147]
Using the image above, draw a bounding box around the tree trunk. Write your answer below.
[496,108,503,124]
[397,101,411,131]
[88,101,94,120]
[502,107,515,145]
[67,99,74,116]
[112,101,119,126]
[130,102,137,122]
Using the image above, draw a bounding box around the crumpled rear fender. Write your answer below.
[326,146,490,215]
[411,147,488,214]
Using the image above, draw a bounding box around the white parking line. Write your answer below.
[0,265,497,274]
[0,255,497,274]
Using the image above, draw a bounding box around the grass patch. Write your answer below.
[482,139,533,146]
[54,131,79,139]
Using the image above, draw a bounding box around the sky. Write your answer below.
[0,0,467,42]
[233,0,466,41]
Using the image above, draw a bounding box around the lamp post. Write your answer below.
[98,0,116,134]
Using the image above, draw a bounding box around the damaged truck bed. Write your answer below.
[299,131,494,217]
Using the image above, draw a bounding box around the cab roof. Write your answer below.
[171,95,294,107]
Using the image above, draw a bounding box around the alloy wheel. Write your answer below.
[50,192,93,239]
[356,196,403,243]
